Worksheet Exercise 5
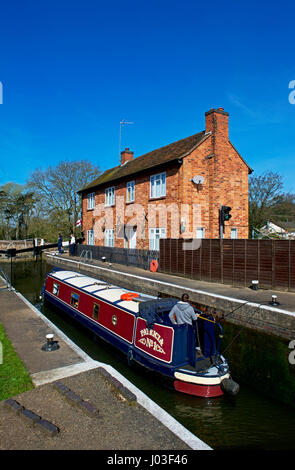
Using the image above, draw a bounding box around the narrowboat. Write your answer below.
[41,268,239,398]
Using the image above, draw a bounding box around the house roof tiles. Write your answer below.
[78,131,209,193]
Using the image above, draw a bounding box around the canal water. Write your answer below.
[2,258,295,450]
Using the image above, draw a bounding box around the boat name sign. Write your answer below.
[134,318,174,363]
[138,328,165,355]
[140,328,164,346]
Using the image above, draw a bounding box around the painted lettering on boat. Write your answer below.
[134,318,174,363]
[138,328,166,355]
[140,328,164,346]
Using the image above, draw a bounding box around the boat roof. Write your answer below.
[49,269,155,313]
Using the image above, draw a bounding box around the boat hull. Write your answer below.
[43,270,236,398]
[44,291,132,355]
[174,380,223,398]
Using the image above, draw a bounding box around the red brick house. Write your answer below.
[79,108,252,250]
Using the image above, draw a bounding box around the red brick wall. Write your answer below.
[121,148,134,164]
[205,108,249,238]
[82,165,182,249]
[82,108,250,247]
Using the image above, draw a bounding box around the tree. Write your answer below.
[249,171,284,234]
[14,192,37,239]
[27,160,100,239]
[0,183,36,240]
[270,192,295,223]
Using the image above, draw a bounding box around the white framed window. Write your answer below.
[87,229,94,245]
[105,186,115,206]
[150,172,166,199]
[126,181,135,203]
[196,227,205,239]
[149,228,166,251]
[87,192,95,210]
[231,228,238,239]
[105,228,114,247]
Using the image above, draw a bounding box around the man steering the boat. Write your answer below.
[168,294,199,325]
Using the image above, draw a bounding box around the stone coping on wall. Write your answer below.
[45,253,295,341]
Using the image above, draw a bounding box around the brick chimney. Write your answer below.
[205,108,230,239]
[121,148,134,165]
[205,108,229,139]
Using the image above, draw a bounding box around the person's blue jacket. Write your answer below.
[57,235,63,252]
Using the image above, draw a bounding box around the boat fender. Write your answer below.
[120,292,139,301]
[150,259,158,272]
[220,377,240,396]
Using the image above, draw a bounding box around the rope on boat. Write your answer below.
[221,301,273,354]
[194,299,271,360]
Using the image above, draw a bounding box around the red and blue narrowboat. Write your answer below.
[42,268,239,398]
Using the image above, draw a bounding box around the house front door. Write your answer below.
[125,227,137,249]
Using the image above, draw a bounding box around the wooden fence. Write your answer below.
[159,239,295,291]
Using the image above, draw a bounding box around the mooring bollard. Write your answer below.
[41,333,60,352]
[251,280,259,290]
[270,294,280,306]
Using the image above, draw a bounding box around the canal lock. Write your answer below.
[2,256,295,411]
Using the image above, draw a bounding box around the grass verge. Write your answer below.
[0,322,34,401]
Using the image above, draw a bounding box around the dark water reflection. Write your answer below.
[3,258,295,450]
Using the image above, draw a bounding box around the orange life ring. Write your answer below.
[120,292,139,301]
[150,259,158,272]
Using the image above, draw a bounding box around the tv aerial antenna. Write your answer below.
[119,120,134,162]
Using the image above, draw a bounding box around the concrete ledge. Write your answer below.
[5,403,61,437]
[93,365,211,450]
[53,381,70,395]
[32,362,101,386]
[64,390,83,406]
[46,254,295,340]
[19,408,41,426]
[35,419,60,437]
[96,367,137,403]
[4,399,24,415]
[77,400,99,417]
[118,385,137,404]
[0,269,211,450]
[53,381,100,417]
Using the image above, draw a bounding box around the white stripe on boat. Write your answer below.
[174,371,230,385]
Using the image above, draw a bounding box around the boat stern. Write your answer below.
[174,359,239,398]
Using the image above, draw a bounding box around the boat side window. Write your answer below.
[93,303,100,321]
[53,283,59,296]
[70,292,79,309]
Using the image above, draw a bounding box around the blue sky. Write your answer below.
[0,0,295,192]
